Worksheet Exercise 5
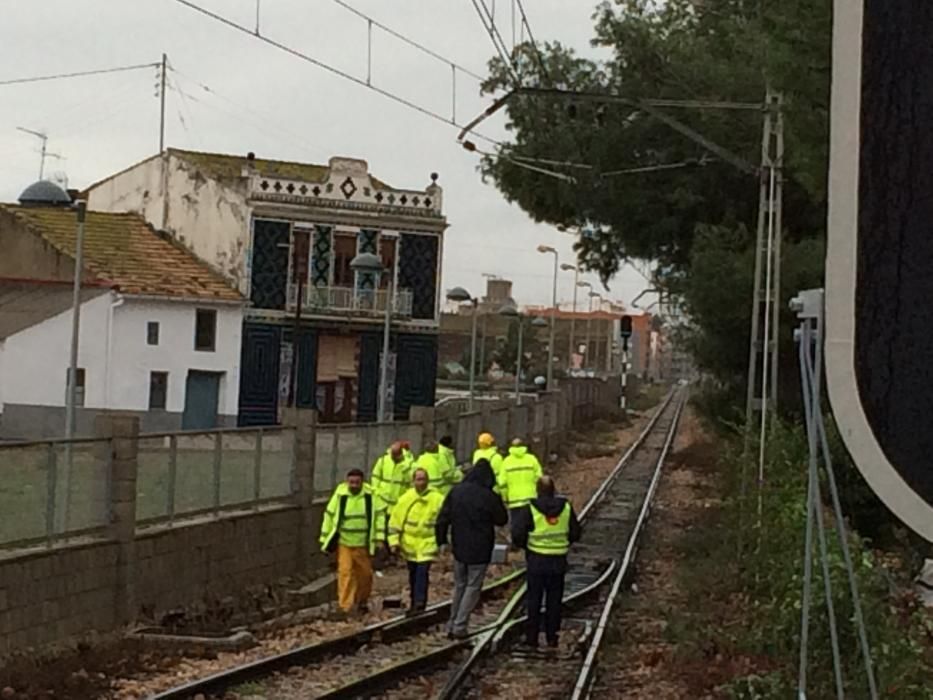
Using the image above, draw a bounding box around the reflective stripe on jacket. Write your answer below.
[527,501,571,556]
[415,451,461,497]
[498,445,543,508]
[319,482,386,555]
[371,450,413,513]
[389,486,445,562]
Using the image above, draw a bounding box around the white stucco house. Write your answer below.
[0,185,244,439]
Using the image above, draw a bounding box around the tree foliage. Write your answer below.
[478,0,832,389]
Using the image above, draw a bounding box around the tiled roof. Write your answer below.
[170,149,396,191]
[0,280,107,340]
[0,205,242,302]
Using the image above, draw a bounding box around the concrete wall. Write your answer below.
[87,153,252,294]
[0,293,243,438]
[0,410,322,657]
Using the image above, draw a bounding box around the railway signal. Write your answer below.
[619,315,632,410]
[825,0,933,542]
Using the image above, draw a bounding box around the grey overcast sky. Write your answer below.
[0,0,646,309]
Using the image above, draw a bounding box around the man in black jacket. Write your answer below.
[512,475,582,648]
[436,458,508,638]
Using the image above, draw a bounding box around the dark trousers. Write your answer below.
[526,570,565,645]
[407,561,431,608]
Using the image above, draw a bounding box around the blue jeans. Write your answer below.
[407,561,431,608]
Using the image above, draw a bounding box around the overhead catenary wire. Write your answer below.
[331,0,486,82]
[172,0,503,147]
[470,0,521,86]
[0,61,159,87]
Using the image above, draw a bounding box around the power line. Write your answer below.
[0,62,159,87]
[470,0,520,86]
[331,0,486,82]
[172,0,503,147]
[514,0,552,84]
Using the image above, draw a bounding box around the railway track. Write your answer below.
[152,389,684,699]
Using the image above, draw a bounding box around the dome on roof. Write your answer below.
[18,180,71,207]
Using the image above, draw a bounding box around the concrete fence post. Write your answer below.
[410,406,437,446]
[285,408,318,572]
[98,414,139,626]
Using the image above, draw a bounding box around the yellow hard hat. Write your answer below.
[478,432,495,448]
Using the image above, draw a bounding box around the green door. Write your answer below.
[182,371,221,429]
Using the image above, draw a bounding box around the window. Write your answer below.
[194,309,217,351]
[149,371,168,410]
[332,233,357,288]
[147,321,160,346]
[379,237,397,289]
[65,368,85,407]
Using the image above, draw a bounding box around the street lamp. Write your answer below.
[446,286,478,410]
[537,245,558,391]
[499,303,524,405]
[350,252,390,422]
[560,262,578,370]
[589,291,604,373]
[577,281,592,370]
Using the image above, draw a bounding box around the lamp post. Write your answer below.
[350,252,390,421]
[561,262,578,370]
[63,200,86,531]
[447,286,478,410]
[589,291,604,374]
[499,303,524,405]
[537,245,558,390]
[577,281,592,370]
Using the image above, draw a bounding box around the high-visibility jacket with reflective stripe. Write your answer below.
[370,450,414,513]
[527,502,571,556]
[415,451,461,496]
[388,486,445,562]
[472,446,504,478]
[498,446,543,508]
[319,482,385,555]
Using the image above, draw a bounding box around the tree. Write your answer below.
[476,0,832,394]
[493,317,544,380]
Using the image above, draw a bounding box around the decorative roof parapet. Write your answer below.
[249,156,443,218]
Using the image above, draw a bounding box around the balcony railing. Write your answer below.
[286,284,414,317]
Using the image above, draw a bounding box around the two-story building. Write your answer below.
[86,149,446,424]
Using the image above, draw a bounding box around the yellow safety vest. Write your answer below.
[472,446,504,477]
[499,446,543,508]
[319,483,385,555]
[388,486,445,562]
[528,502,571,556]
[370,450,413,513]
[415,451,460,496]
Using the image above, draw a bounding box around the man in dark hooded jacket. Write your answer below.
[511,475,582,648]
[435,458,508,638]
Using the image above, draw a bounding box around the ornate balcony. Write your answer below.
[286,284,414,318]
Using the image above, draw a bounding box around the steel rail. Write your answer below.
[570,389,687,699]
[153,392,677,699]
[149,570,524,700]
[435,388,683,699]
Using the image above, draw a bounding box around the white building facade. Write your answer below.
[0,199,244,438]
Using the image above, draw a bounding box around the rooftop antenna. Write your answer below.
[16,126,63,180]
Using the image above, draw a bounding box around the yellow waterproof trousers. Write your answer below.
[337,544,373,612]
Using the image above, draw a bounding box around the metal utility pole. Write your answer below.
[159,53,168,153]
[561,262,578,368]
[743,92,784,454]
[288,227,311,408]
[62,201,87,530]
[378,273,393,421]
